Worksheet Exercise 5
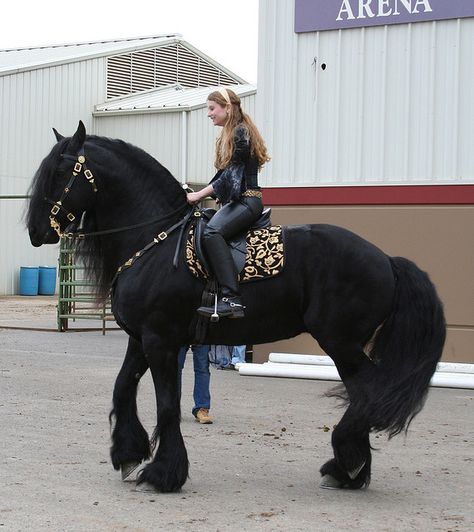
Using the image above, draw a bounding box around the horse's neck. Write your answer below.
[91,145,186,267]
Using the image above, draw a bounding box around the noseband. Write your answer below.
[45,147,97,237]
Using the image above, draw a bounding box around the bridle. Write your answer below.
[45,146,190,240]
[43,144,197,283]
[45,146,97,238]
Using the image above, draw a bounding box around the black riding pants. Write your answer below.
[202,197,263,294]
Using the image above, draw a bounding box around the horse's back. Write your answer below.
[280,222,392,278]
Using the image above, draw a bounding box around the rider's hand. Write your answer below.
[187,192,202,205]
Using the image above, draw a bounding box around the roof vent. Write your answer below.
[106,43,238,99]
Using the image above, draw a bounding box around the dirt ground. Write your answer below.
[0,296,473,531]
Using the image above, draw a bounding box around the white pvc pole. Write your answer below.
[430,372,474,389]
[268,353,333,366]
[239,361,474,389]
[238,363,340,381]
[267,353,474,376]
[436,362,474,374]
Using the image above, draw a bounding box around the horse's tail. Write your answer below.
[362,257,446,438]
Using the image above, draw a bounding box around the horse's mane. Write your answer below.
[29,134,186,302]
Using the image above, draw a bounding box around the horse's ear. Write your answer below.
[66,120,87,153]
[52,128,64,142]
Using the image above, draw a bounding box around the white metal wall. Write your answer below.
[94,112,184,180]
[95,92,257,185]
[0,59,106,194]
[0,58,107,295]
[257,0,474,186]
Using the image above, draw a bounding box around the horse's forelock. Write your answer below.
[26,137,70,227]
[30,138,69,194]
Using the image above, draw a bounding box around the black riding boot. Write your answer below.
[197,234,245,319]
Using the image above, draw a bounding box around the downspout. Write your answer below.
[181,111,188,184]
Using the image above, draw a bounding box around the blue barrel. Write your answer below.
[38,266,57,295]
[19,266,39,296]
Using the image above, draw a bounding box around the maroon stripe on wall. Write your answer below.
[262,185,474,206]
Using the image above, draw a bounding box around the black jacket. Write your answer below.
[210,125,259,204]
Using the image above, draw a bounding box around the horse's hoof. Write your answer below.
[347,461,366,480]
[133,481,157,492]
[121,461,141,481]
[320,474,342,490]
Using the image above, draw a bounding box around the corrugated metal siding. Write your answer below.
[186,107,219,183]
[0,198,60,294]
[94,113,183,180]
[0,58,106,194]
[96,93,257,186]
[0,58,106,294]
[257,0,474,186]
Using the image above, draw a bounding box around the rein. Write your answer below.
[46,147,189,240]
[64,204,190,240]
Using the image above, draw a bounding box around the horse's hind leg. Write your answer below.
[320,405,372,490]
[110,336,151,478]
[319,345,376,489]
[137,341,189,492]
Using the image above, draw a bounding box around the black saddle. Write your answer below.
[193,208,272,276]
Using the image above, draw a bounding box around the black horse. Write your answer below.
[26,121,446,492]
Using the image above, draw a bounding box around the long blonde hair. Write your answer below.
[208,88,270,170]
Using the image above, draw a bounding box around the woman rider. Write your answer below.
[186,88,270,319]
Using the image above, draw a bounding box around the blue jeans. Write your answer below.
[231,345,246,365]
[178,345,211,416]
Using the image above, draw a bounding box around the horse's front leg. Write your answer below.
[137,340,189,492]
[110,336,151,478]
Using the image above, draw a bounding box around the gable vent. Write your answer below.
[106,43,239,99]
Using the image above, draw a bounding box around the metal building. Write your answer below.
[94,83,256,184]
[0,35,249,295]
[254,0,474,363]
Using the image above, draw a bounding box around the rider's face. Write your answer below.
[207,100,228,127]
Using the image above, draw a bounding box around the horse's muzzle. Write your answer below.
[28,226,59,247]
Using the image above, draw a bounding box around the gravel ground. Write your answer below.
[0,297,473,531]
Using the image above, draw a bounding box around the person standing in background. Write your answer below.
[232,345,247,366]
[178,345,213,424]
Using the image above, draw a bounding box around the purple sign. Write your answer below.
[295,0,474,33]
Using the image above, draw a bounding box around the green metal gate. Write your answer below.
[57,237,115,334]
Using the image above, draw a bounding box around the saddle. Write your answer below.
[186,208,285,283]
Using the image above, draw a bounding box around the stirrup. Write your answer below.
[222,297,245,318]
[197,295,245,320]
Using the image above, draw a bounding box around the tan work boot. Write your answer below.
[194,408,213,424]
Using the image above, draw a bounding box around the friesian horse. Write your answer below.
[26,121,446,492]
